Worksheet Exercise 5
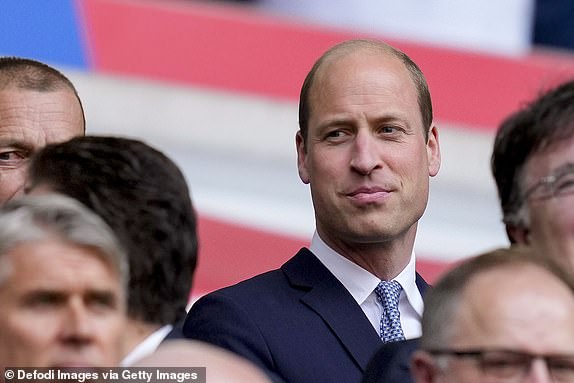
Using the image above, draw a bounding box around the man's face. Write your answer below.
[0,239,126,367]
[0,87,84,204]
[518,136,574,274]
[414,264,574,383]
[296,50,440,254]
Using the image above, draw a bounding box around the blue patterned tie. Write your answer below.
[375,280,405,343]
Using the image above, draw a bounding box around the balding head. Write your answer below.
[298,39,433,147]
[0,57,85,205]
[412,247,574,383]
[134,340,272,383]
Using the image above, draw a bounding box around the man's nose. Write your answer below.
[59,298,95,347]
[523,358,553,383]
[350,131,381,175]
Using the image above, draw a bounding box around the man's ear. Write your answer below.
[296,131,310,184]
[426,124,441,177]
[506,224,530,245]
[411,350,439,383]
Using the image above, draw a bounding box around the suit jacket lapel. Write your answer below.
[415,272,430,295]
[281,249,382,372]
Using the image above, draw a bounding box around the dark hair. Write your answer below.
[0,56,86,130]
[298,39,433,148]
[421,246,574,349]
[491,79,574,230]
[28,136,197,325]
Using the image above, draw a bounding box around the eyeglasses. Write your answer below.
[428,348,574,382]
[522,166,574,202]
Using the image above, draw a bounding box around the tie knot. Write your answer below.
[375,280,402,308]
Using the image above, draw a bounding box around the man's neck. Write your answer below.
[317,225,417,280]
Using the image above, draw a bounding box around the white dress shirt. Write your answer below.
[310,231,424,339]
[120,324,173,366]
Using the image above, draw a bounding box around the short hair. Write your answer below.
[491,79,574,230]
[298,39,433,147]
[0,56,86,130]
[0,194,128,288]
[420,246,574,350]
[28,136,198,325]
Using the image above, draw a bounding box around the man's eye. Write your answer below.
[0,151,27,168]
[0,152,18,160]
[549,359,574,372]
[326,130,345,138]
[379,125,401,134]
[324,130,350,141]
[86,293,117,312]
[554,175,574,194]
[482,358,525,377]
[23,292,64,309]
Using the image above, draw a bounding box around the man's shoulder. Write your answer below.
[194,247,320,303]
[204,267,287,300]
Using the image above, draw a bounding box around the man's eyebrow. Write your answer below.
[316,114,410,131]
[0,139,33,150]
[316,117,353,130]
[20,289,67,305]
[85,290,118,305]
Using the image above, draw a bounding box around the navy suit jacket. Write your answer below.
[163,319,185,341]
[362,338,420,383]
[183,248,429,383]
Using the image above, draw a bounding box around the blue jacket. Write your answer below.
[184,248,429,383]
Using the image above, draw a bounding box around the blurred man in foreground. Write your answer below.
[0,57,85,204]
[26,136,197,365]
[0,194,128,368]
[135,340,271,383]
[411,246,574,383]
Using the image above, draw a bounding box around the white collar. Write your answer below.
[120,324,173,366]
[310,231,423,316]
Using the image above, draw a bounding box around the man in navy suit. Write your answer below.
[184,39,441,383]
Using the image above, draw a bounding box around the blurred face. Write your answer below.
[297,50,440,256]
[0,239,126,367]
[412,264,574,383]
[518,136,574,274]
[0,87,84,204]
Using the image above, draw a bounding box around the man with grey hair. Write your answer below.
[0,194,128,369]
[410,247,574,383]
[0,57,85,204]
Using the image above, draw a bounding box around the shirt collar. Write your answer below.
[310,231,423,316]
[120,324,173,366]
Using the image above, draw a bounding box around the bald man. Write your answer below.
[135,340,271,383]
[0,57,84,204]
[412,247,574,383]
